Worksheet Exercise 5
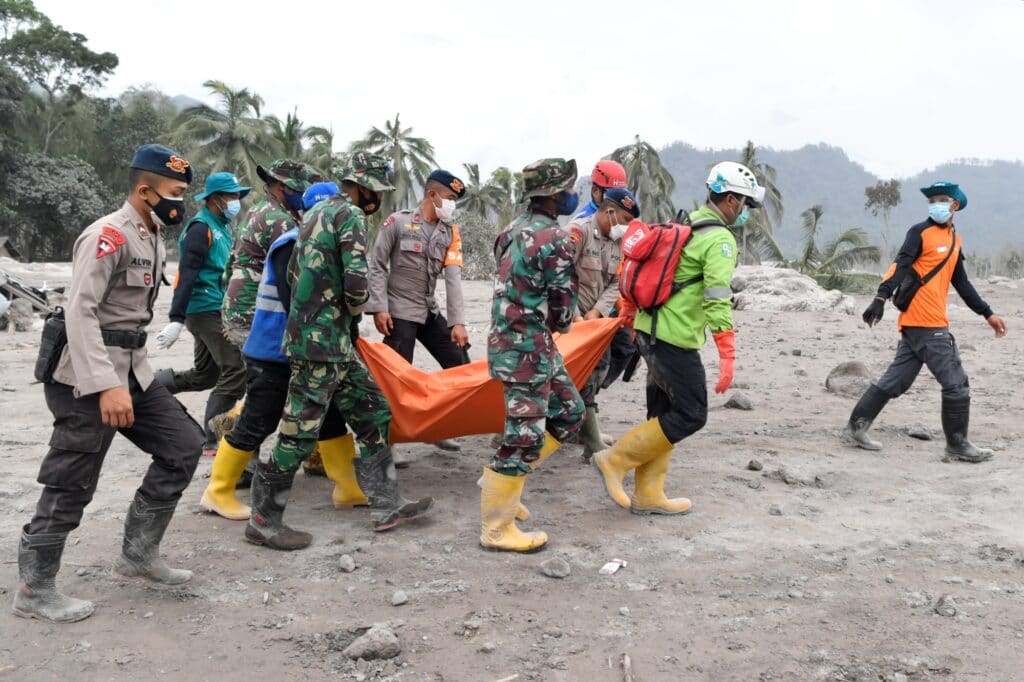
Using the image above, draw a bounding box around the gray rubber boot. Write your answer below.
[113,493,192,585]
[941,396,993,463]
[841,385,889,451]
[354,447,433,532]
[12,528,94,623]
[244,462,312,550]
[579,407,612,462]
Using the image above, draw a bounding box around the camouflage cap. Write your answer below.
[335,152,395,192]
[522,158,578,199]
[256,159,318,192]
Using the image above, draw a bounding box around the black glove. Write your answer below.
[862,297,885,327]
[350,314,362,345]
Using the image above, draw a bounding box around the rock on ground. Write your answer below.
[539,557,571,579]
[343,625,402,660]
[724,393,754,410]
[731,266,856,315]
[826,361,874,398]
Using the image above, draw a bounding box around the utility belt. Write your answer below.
[101,328,147,349]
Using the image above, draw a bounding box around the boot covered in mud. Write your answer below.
[479,467,547,553]
[12,528,94,623]
[841,385,889,451]
[354,447,432,532]
[245,462,312,550]
[200,438,253,520]
[318,434,368,509]
[579,406,613,462]
[631,448,692,515]
[114,492,193,585]
[594,418,670,509]
[941,396,993,463]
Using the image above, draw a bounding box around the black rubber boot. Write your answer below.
[841,385,889,451]
[354,447,433,532]
[202,394,239,451]
[580,407,612,462]
[12,528,94,623]
[114,493,192,585]
[244,462,312,550]
[236,450,258,490]
[941,396,993,463]
[152,368,177,392]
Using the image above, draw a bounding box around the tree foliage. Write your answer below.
[608,135,675,222]
[350,113,437,218]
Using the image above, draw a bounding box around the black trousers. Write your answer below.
[384,312,469,368]
[873,327,970,401]
[27,373,204,535]
[636,332,708,444]
[227,358,347,453]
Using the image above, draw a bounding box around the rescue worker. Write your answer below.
[565,187,640,461]
[153,172,250,455]
[595,161,760,515]
[367,169,469,452]
[199,182,367,520]
[12,144,204,623]
[482,157,585,554]
[844,181,1008,461]
[574,159,628,219]
[246,153,432,550]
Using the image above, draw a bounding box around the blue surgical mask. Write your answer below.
[222,198,241,220]
[733,205,750,227]
[928,201,953,224]
[555,191,580,216]
[284,189,304,213]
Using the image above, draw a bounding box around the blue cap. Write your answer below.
[195,172,251,202]
[302,181,340,209]
[920,181,967,211]
[426,169,466,199]
[603,187,640,218]
[130,144,193,184]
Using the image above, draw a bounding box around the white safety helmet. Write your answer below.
[706,161,766,208]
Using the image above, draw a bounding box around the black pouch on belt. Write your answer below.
[34,306,67,383]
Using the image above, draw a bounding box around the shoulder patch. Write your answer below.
[569,226,585,244]
[96,226,126,259]
[382,213,396,228]
[720,241,735,259]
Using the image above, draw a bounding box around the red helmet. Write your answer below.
[591,160,627,189]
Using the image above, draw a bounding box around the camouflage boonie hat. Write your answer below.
[335,152,395,192]
[522,158,577,199]
[257,159,319,192]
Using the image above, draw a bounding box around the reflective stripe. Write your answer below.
[704,287,732,300]
[255,297,286,313]
[257,282,279,299]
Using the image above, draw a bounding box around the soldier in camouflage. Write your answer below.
[222,160,322,347]
[245,152,432,551]
[480,157,585,554]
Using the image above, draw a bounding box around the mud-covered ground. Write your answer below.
[1,272,1023,681]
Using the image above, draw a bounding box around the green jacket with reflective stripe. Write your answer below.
[634,205,737,350]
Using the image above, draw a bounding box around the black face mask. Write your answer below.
[145,189,186,226]
[357,187,383,215]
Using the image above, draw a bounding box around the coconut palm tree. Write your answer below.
[171,80,280,186]
[728,141,785,264]
[486,166,523,226]
[302,125,341,175]
[795,204,881,290]
[739,141,783,233]
[266,109,308,159]
[457,162,501,221]
[608,135,676,222]
[350,113,436,215]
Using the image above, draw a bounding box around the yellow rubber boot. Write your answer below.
[303,446,327,477]
[200,438,253,520]
[479,467,547,553]
[631,448,691,515]
[593,418,672,509]
[515,433,560,521]
[318,434,368,509]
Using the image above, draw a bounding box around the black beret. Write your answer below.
[427,169,465,199]
[130,144,194,184]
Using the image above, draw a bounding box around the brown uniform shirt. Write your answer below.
[565,214,621,315]
[53,202,165,397]
[366,209,465,326]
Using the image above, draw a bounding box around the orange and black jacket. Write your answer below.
[878,219,992,330]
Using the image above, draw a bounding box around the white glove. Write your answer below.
[156,321,184,349]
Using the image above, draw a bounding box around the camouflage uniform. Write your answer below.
[487,159,584,474]
[270,155,394,472]
[222,160,321,347]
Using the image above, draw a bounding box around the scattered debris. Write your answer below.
[934,595,957,617]
[338,554,357,573]
[343,624,401,660]
[540,557,571,579]
[747,459,763,471]
[826,361,873,398]
[599,559,627,576]
[724,393,754,411]
[391,590,409,606]
[905,424,935,441]
[769,504,784,516]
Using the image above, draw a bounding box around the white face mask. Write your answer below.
[434,196,457,222]
[610,223,628,241]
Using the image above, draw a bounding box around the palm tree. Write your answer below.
[457,162,500,221]
[485,166,523,226]
[266,109,308,159]
[303,125,340,173]
[608,135,676,222]
[794,205,881,291]
[171,80,280,186]
[350,113,436,215]
[730,141,785,265]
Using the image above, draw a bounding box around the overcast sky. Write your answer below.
[35,0,1024,180]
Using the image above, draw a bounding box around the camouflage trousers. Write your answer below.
[270,358,391,472]
[493,360,585,475]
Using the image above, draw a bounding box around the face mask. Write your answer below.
[434,196,457,222]
[145,189,185,226]
[928,201,953,224]
[358,188,382,215]
[555,191,580,216]
[222,198,241,221]
[610,223,628,241]
[283,189,305,213]
[732,204,750,228]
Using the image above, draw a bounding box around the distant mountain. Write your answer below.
[659,142,1021,258]
[170,94,204,112]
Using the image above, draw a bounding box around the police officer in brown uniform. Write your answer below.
[565,187,640,460]
[12,145,204,624]
[367,169,469,451]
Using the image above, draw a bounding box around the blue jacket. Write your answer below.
[242,228,298,363]
[573,200,598,220]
